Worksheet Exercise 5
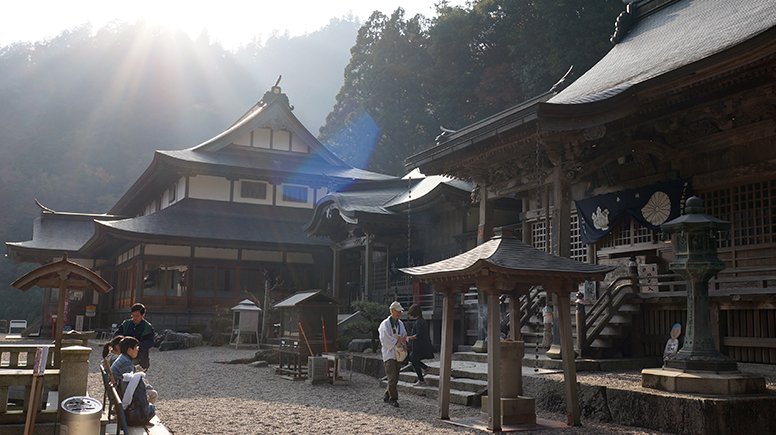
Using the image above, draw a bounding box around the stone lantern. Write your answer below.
[642,197,765,394]
[661,196,736,371]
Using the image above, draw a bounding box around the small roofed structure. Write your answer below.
[273,290,340,380]
[11,253,112,367]
[402,228,615,431]
[230,299,262,348]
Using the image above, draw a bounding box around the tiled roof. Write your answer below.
[273,290,340,308]
[95,198,329,247]
[401,236,616,280]
[158,149,395,182]
[550,0,776,104]
[6,212,118,253]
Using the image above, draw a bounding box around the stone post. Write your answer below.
[58,346,91,406]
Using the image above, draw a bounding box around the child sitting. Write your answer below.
[111,337,158,404]
[102,335,123,367]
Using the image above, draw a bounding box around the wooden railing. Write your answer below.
[519,287,543,330]
[0,345,90,426]
[580,277,639,352]
[0,345,59,425]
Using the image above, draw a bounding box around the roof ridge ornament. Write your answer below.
[610,2,635,44]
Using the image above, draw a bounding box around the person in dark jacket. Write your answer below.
[407,304,434,386]
[114,303,155,370]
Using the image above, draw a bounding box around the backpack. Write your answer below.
[122,376,156,426]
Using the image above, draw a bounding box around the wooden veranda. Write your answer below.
[402,229,615,431]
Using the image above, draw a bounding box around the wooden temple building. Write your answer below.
[404,0,776,364]
[6,83,393,333]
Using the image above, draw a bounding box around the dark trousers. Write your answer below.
[384,359,400,400]
[410,352,428,381]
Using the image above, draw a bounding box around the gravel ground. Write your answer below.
[85,344,683,435]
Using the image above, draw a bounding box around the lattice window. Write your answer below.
[599,215,657,248]
[531,216,587,263]
[570,215,588,262]
[699,179,775,248]
[532,221,547,252]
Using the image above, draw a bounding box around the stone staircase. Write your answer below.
[381,353,560,407]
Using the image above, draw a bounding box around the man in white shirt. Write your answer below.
[379,301,407,407]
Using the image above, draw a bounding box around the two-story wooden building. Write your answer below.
[7,83,393,333]
[405,0,776,363]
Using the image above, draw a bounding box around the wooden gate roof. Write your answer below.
[401,232,616,288]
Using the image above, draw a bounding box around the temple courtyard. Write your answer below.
[79,342,772,434]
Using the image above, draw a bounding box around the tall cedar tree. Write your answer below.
[320,0,623,175]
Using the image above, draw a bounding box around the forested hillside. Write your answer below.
[320,0,623,175]
[0,18,359,324]
[0,0,626,325]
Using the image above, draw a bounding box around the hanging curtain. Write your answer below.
[574,178,692,244]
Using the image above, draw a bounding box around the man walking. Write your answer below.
[379,301,407,407]
[114,303,155,370]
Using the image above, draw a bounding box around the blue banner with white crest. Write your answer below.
[574,178,691,244]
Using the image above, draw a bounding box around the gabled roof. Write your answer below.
[108,85,394,216]
[82,198,330,258]
[549,0,776,105]
[5,208,124,263]
[406,0,776,172]
[273,290,340,308]
[303,174,472,236]
[401,234,616,284]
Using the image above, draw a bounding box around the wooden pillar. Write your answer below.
[474,184,494,352]
[54,273,66,368]
[332,246,341,300]
[438,287,456,420]
[555,285,580,426]
[508,290,523,396]
[364,234,372,301]
[486,287,502,431]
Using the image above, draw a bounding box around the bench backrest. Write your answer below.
[100,365,129,435]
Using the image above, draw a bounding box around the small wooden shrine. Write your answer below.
[402,229,615,431]
[273,290,339,380]
[230,299,262,348]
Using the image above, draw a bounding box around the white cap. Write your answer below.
[389,301,404,312]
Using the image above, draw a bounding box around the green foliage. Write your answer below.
[345,300,389,351]
[0,19,358,323]
[320,0,623,175]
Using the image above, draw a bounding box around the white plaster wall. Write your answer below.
[145,244,191,257]
[286,252,314,264]
[254,128,271,149]
[188,175,231,201]
[234,132,251,147]
[242,250,283,262]
[195,247,239,260]
[290,133,308,153]
[273,130,291,151]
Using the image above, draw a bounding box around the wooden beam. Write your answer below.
[438,288,456,420]
[556,288,580,426]
[486,290,502,431]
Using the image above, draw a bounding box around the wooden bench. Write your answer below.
[100,365,171,435]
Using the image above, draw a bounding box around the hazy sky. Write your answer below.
[0,1,466,50]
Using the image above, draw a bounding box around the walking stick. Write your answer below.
[298,322,314,356]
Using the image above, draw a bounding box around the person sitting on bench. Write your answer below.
[111,337,158,404]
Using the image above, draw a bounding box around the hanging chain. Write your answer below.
[536,122,542,244]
